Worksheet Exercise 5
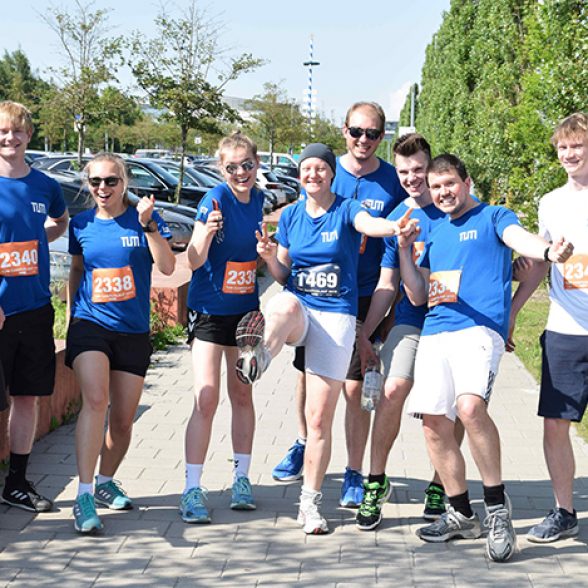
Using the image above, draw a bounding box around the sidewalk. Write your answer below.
[1,277,587,586]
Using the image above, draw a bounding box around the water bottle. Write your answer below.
[361,340,383,412]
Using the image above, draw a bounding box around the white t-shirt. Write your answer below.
[538,183,588,335]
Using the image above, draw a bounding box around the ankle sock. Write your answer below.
[185,463,203,492]
[483,483,505,507]
[448,490,473,518]
[96,474,113,486]
[368,473,386,486]
[233,453,251,481]
[77,482,93,497]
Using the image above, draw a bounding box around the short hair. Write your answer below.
[344,102,386,132]
[551,112,588,147]
[84,152,130,206]
[427,153,469,182]
[217,131,258,161]
[393,133,432,161]
[0,100,34,134]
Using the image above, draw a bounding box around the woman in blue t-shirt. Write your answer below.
[180,132,265,525]
[235,143,417,535]
[66,153,175,534]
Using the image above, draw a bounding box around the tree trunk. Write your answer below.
[176,124,188,205]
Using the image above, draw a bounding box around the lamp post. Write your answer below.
[302,34,320,139]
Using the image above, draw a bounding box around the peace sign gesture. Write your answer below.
[255,222,277,260]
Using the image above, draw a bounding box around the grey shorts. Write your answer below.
[380,324,421,381]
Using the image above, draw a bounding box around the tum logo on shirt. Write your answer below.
[362,199,384,212]
[459,230,477,242]
[321,230,338,243]
[31,202,47,214]
[120,236,141,247]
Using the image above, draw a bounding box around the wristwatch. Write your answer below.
[141,219,157,233]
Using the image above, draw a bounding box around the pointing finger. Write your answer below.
[397,207,413,228]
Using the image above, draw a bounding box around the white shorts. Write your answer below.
[406,326,505,421]
[266,291,356,381]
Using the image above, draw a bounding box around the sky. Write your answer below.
[3,0,451,124]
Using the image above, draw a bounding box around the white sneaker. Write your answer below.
[484,493,517,562]
[235,311,271,384]
[297,491,329,535]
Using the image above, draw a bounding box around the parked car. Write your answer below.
[256,169,292,206]
[270,169,301,197]
[151,159,220,190]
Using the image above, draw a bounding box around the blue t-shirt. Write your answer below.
[332,157,406,297]
[187,183,264,316]
[0,168,66,316]
[275,195,365,316]
[382,202,446,328]
[420,203,520,341]
[69,206,171,333]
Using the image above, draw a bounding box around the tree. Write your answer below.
[128,1,263,201]
[245,82,306,164]
[41,0,123,164]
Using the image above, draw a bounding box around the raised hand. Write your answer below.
[548,237,574,263]
[255,222,277,259]
[137,195,155,225]
[208,198,224,239]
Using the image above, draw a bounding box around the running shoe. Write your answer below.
[230,475,256,510]
[1,479,53,512]
[417,505,482,542]
[94,479,133,510]
[339,467,364,508]
[484,494,516,562]
[297,491,329,535]
[272,441,305,481]
[73,493,103,534]
[356,478,392,531]
[527,508,579,543]
[179,487,211,524]
[423,483,447,521]
[235,310,271,384]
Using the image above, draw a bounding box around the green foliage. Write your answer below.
[150,309,185,351]
[415,0,588,218]
[52,294,68,340]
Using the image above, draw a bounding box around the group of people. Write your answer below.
[0,97,586,564]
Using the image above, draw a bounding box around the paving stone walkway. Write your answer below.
[1,279,587,586]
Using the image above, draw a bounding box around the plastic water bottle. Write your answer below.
[361,341,383,412]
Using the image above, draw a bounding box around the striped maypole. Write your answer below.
[303,34,320,139]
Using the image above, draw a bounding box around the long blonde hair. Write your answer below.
[83,152,131,206]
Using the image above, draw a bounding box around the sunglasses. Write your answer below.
[347,126,382,140]
[224,159,256,175]
[88,176,122,188]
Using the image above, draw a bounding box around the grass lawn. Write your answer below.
[511,283,588,441]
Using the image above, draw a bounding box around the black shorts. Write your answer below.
[0,304,56,398]
[293,346,305,372]
[346,295,373,381]
[65,318,152,377]
[187,309,256,347]
[539,330,588,422]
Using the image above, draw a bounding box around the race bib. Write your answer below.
[0,240,39,277]
[412,241,425,264]
[563,254,588,290]
[295,263,341,297]
[92,266,136,303]
[428,270,461,307]
[222,260,256,294]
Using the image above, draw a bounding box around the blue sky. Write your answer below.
[4,0,450,123]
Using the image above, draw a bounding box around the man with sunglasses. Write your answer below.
[0,101,68,512]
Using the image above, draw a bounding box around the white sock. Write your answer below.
[297,437,307,446]
[185,464,203,492]
[77,482,93,497]
[233,453,251,480]
[96,474,113,486]
[301,485,320,498]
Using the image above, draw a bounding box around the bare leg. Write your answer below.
[9,396,38,454]
[457,394,502,487]
[422,414,467,497]
[264,293,307,358]
[302,373,343,491]
[343,379,370,472]
[98,370,145,477]
[73,352,111,484]
[296,372,308,439]
[369,377,412,474]
[544,417,574,512]
[431,418,465,485]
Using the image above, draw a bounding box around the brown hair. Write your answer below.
[344,102,386,132]
[0,100,34,134]
[393,133,432,161]
[551,112,588,147]
[427,153,469,182]
[84,152,131,206]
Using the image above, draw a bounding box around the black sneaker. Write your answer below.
[2,480,53,512]
[423,483,446,521]
[355,478,392,531]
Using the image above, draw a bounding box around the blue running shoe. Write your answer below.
[273,441,305,481]
[527,508,578,543]
[180,487,211,523]
[94,479,133,510]
[73,493,103,534]
[340,467,364,508]
[230,476,256,510]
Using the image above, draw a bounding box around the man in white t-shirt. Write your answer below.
[510,112,588,543]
